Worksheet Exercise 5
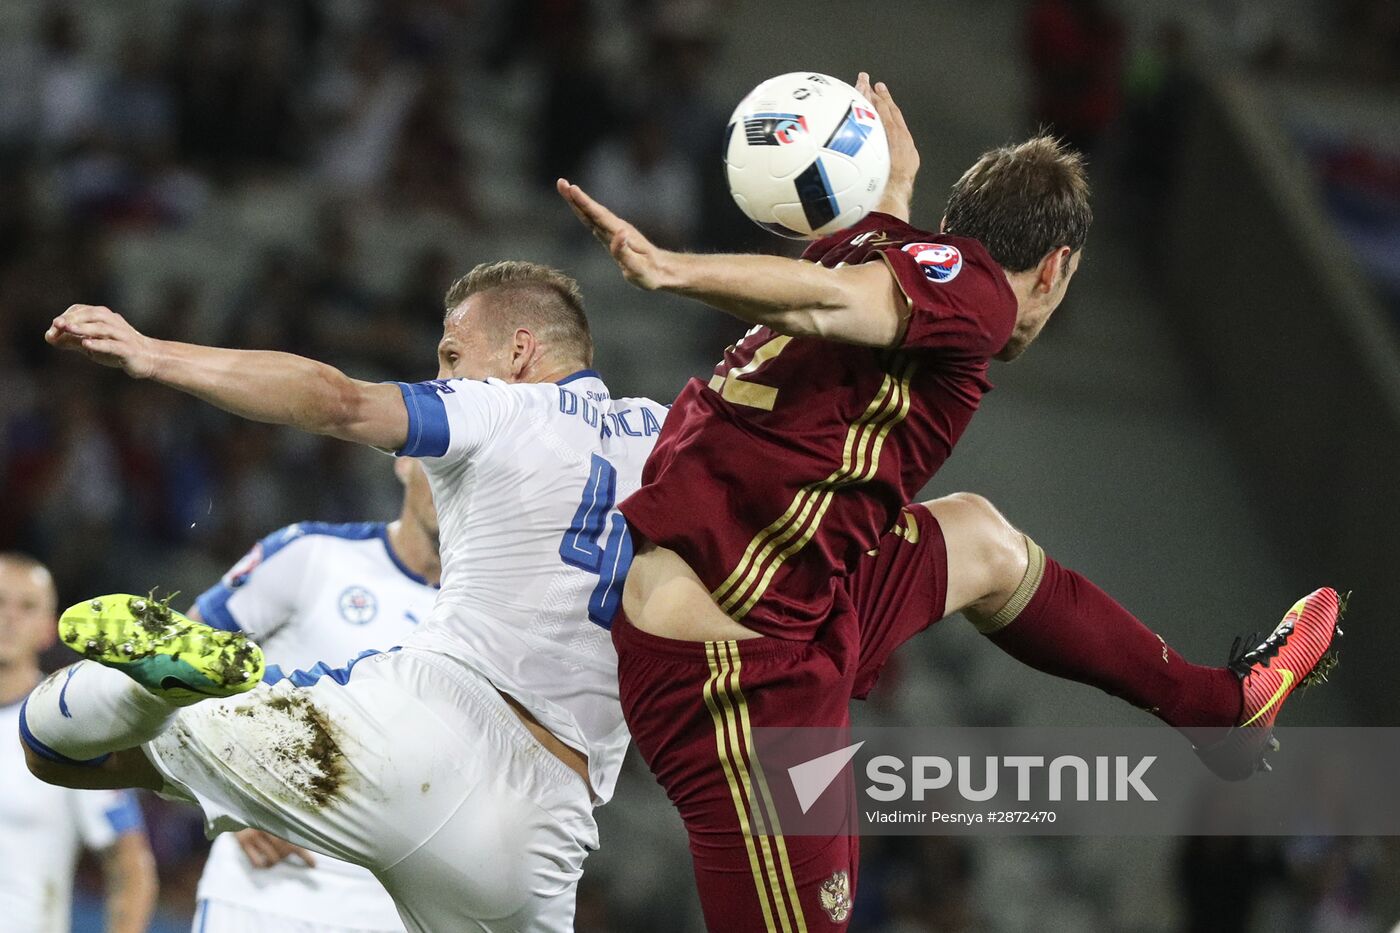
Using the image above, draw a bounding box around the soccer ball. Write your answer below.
[724,72,890,239]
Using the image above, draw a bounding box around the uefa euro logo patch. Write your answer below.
[339,586,379,625]
[744,112,808,146]
[903,242,963,283]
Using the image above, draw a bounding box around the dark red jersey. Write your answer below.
[619,212,1017,640]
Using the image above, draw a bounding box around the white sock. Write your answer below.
[20,661,178,764]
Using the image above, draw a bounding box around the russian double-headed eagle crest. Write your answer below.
[819,870,852,923]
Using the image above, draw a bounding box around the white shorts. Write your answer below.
[147,647,598,933]
[193,898,402,933]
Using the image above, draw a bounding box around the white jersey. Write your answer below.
[193,521,437,929]
[394,371,667,802]
[1,699,145,933]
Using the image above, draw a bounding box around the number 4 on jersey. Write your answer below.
[559,454,634,629]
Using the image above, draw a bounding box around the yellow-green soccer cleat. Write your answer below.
[59,593,265,705]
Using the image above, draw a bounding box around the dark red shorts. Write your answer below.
[614,505,948,932]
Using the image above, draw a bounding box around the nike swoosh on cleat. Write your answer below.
[1241,669,1294,727]
[158,677,223,696]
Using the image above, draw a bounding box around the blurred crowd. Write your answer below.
[0,0,749,598]
[1023,0,1400,311]
[0,0,745,924]
[2,0,1397,930]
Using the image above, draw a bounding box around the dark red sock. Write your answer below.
[988,556,1242,728]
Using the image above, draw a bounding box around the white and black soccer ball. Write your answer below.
[724,72,890,239]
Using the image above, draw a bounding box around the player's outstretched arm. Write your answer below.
[100,830,158,933]
[46,304,409,450]
[855,73,919,222]
[557,181,909,348]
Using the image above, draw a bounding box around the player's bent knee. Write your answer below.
[22,742,161,792]
[922,493,1023,579]
[921,492,1029,617]
[937,491,1007,527]
[22,742,61,784]
[22,743,86,788]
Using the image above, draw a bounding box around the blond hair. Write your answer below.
[444,260,593,366]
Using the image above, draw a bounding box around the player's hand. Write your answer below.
[556,179,671,291]
[234,828,317,870]
[855,72,919,222]
[45,304,159,379]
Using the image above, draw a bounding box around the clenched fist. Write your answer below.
[46,304,159,379]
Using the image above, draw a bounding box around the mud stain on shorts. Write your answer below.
[213,689,348,808]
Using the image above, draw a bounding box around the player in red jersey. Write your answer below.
[560,75,1343,931]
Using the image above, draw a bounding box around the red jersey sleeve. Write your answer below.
[801,211,911,268]
[803,213,1018,361]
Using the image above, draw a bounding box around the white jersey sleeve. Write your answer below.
[70,787,144,851]
[394,379,522,463]
[194,524,318,640]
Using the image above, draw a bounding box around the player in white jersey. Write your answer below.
[23,261,668,932]
[189,458,440,933]
[0,553,157,933]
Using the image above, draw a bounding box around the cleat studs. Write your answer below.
[1268,736,1280,752]
[1259,759,1272,773]
[90,599,103,612]
[1301,652,1340,688]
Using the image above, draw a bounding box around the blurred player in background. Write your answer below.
[0,553,158,933]
[562,73,1342,930]
[24,261,668,932]
[186,458,439,933]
